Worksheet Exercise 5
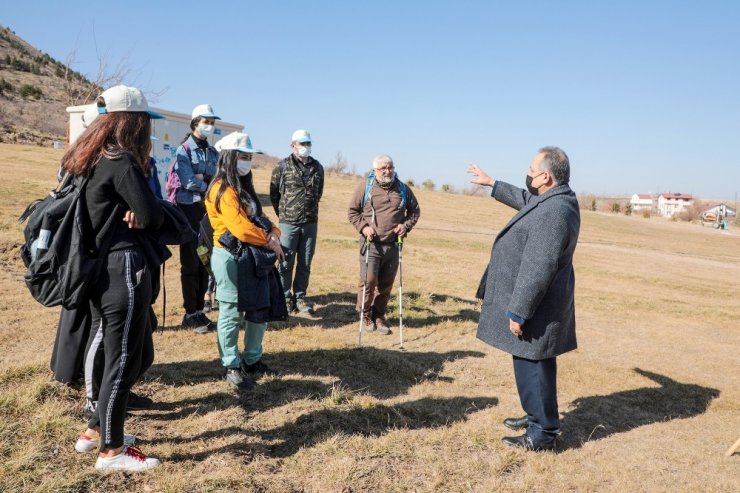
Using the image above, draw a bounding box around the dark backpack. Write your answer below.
[18,174,118,308]
[165,142,191,204]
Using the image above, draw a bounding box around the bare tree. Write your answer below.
[61,29,165,105]
[327,151,349,175]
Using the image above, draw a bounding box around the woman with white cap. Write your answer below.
[174,104,220,334]
[62,85,164,472]
[206,132,283,389]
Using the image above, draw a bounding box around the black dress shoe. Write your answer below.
[502,433,556,451]
[503,415,529,431]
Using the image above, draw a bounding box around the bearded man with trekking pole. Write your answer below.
[348,155,420,343]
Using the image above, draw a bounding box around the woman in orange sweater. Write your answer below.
[206,132,284,389]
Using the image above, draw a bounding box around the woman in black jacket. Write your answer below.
[61,85,164,472]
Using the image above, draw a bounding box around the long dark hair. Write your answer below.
[208,149,261,217]
[61,106,152,176]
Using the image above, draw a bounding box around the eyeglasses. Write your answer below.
[298,142,312,147]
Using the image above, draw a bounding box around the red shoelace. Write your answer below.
[125,445,147,462]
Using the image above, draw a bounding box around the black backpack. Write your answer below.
[18,173,118,309]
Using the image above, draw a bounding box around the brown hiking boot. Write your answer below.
[361,314,375,332]
[375,317,392,335]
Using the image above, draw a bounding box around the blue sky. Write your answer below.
[3,1,739,200]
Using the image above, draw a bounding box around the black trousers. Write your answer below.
[86,248,151,449]
[513,355,560,443]
[178,202,208,313]
[84,305,155,416]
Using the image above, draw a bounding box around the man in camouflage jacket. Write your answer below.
[269,129,324,314]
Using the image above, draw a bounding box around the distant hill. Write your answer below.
[0,24,99,146]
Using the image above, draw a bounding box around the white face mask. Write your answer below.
[236,159,252,176]
[296,145,311,158]
[198,124,214,137]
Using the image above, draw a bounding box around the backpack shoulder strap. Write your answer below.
[398,179,407,210]
[169,142,192,179]
[362,172,375,208]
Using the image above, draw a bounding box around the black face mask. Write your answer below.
[525,171,545,195]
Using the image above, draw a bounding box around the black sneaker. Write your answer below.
[203,300,213,313]
[295,298,315,315]
[128,392,153,411]
[197,312,216,331]
[240,359,279,377]
[181,313,207,333]
[225,368,253,390]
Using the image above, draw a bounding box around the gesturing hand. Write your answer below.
[467,163,495,187]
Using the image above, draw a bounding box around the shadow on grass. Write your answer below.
[147,348,486,402]
[269,290,480,330]
[162,395,498,461]
[558,368,720,450]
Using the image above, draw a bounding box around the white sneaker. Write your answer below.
[95,445,160,472]
[75,432,135,453]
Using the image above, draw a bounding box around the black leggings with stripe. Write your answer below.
[86,247,151,449]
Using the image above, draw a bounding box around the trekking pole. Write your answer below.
[397,235,405,351]
[357,236,371,349]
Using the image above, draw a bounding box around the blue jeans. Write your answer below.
[278,222,318,300]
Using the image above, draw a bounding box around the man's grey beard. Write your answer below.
[375,172,395,185]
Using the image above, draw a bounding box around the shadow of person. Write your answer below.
[146,349,486,402]
[269,290,481,330]
[269,348,486,400]
[163,395,498,461]
[558,368,720,450]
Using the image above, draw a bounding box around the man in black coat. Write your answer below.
[468,146,580,451]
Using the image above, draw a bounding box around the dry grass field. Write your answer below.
[1,143,738,492]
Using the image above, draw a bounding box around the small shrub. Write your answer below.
[591,199,597,211]
[624,204,633,216]
[0,77,12,96]
[406,178,415,188]
[641,209,651,219]
[611,202,621,214]
[422,179,435,191]
[19,84,43,100]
